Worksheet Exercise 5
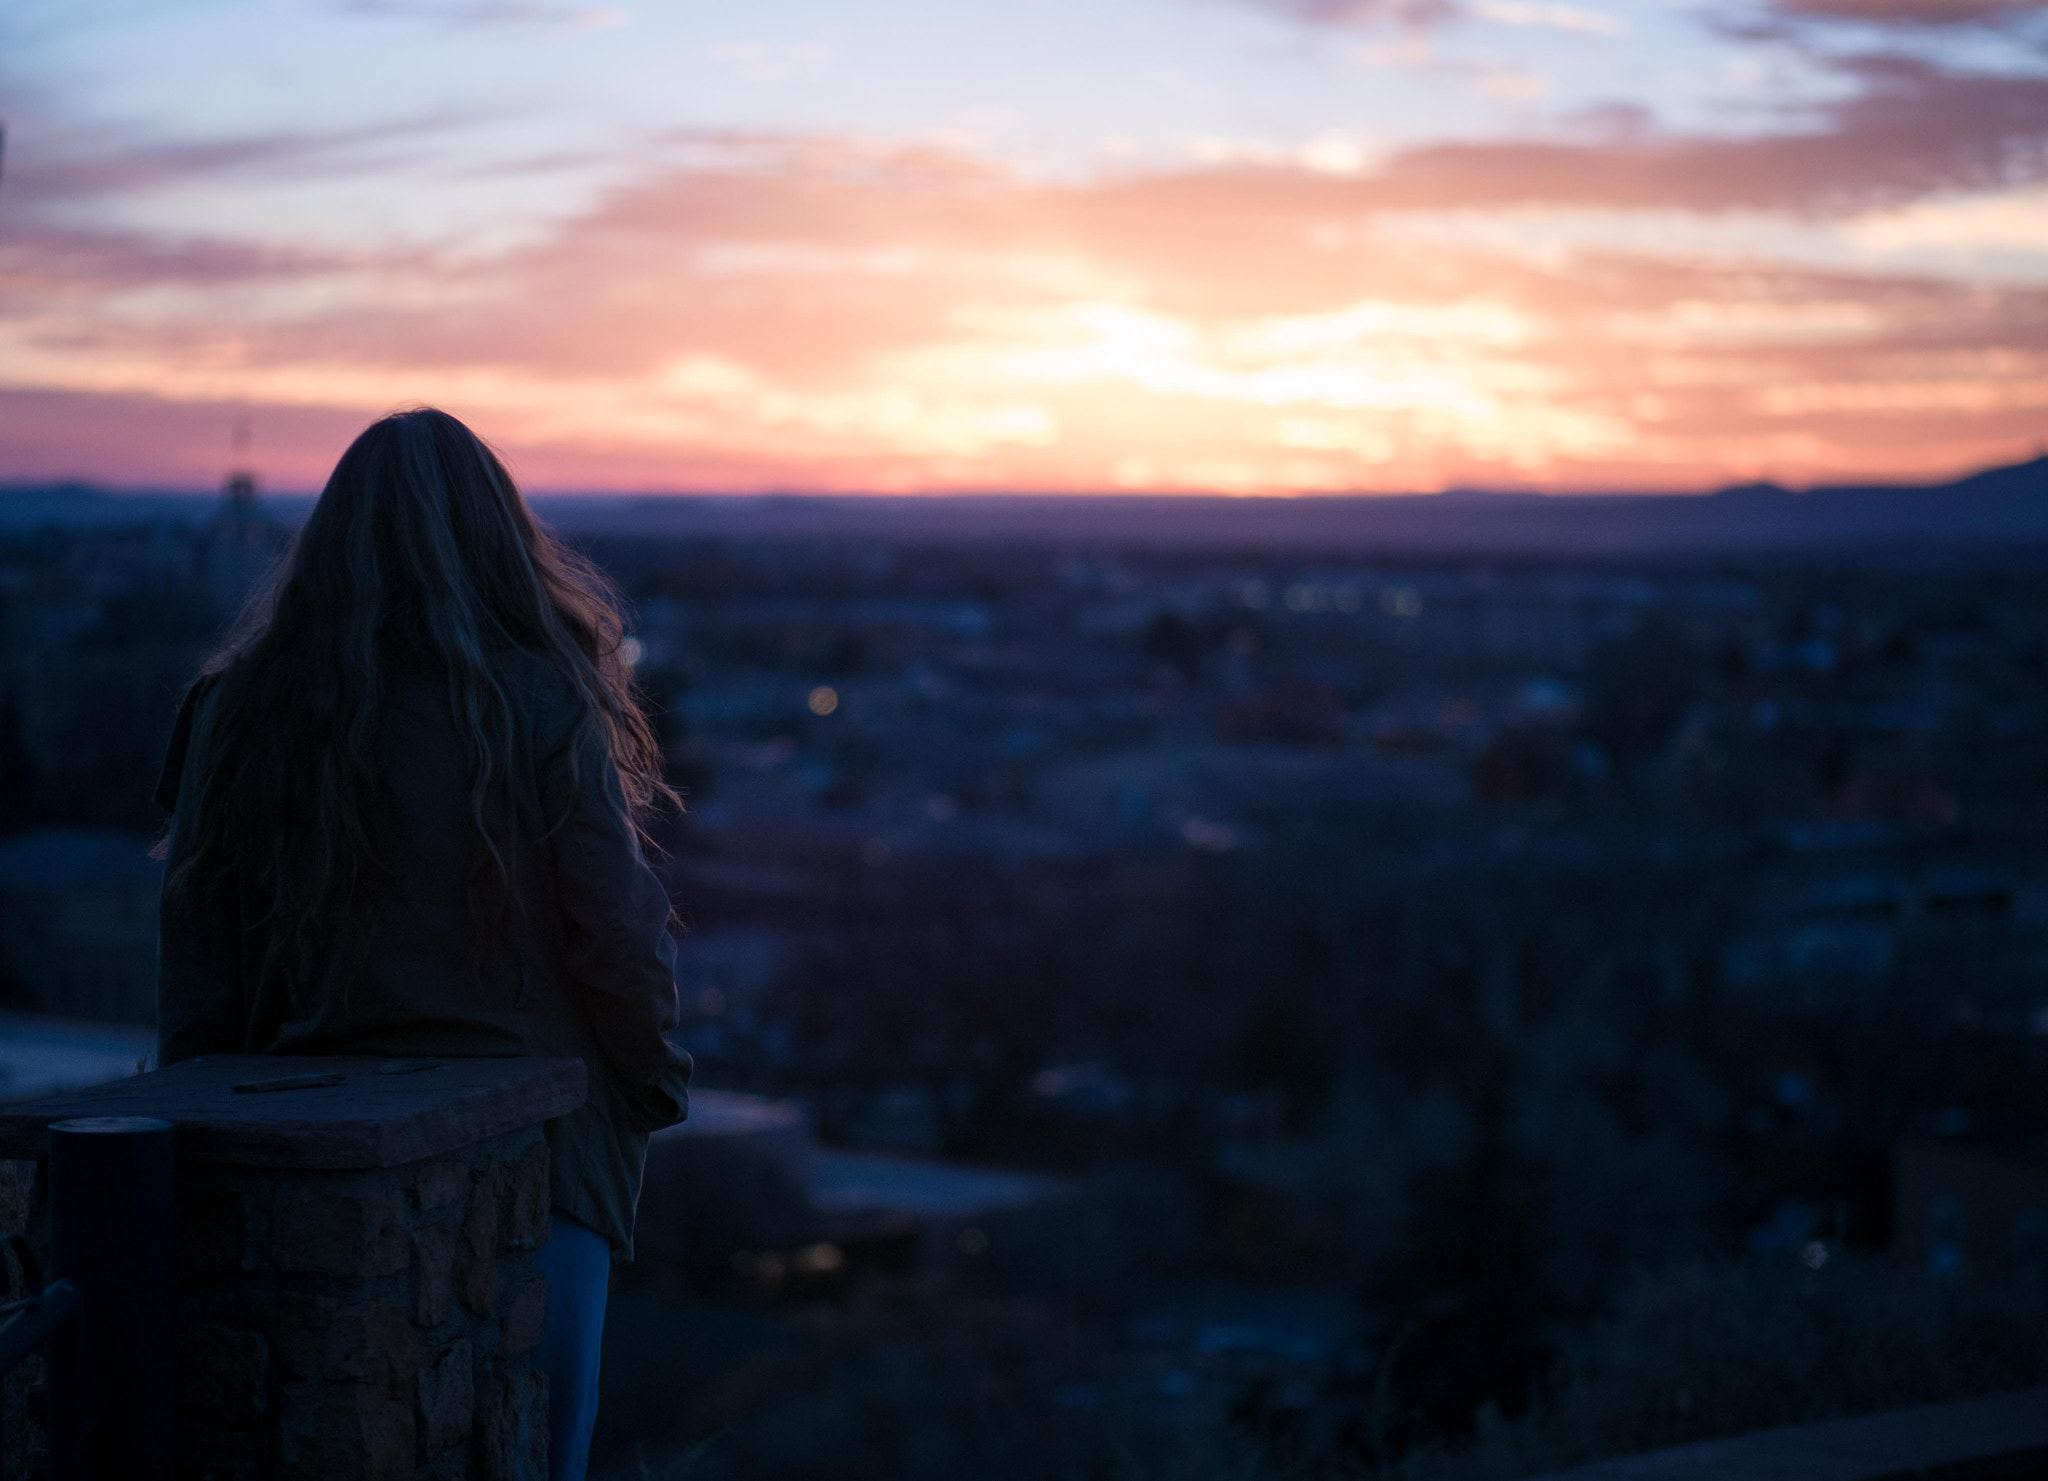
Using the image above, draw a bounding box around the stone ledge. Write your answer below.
[0,1056,585,1169]
[1529,1386,2048,1481]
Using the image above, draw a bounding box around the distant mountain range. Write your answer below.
[5,455,2046,558]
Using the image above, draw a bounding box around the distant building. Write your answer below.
[205,466,280,616]
[0,828,162,1024]
[1724,854,2048,997]
[635,1088,1071,1294]
[1896,1130,2048,1281]
[1215,680,1347,748]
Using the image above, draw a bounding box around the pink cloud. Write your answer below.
[0,387,370,489]
[0,117,465,207]
[8,62,2048,492]
[1351,57,2048,213]
[1775,0,2048,24]
[1239,0,1464,25]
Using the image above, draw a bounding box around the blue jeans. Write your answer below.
[534,1215,611,1481]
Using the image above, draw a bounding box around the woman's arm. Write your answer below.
[540,707,692,1127]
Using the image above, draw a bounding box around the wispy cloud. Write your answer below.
[1472,3,1621,36]
[1353,56,2048,213]
[336,1,630,29]
[708,42,833,84]
[1238,0,1465,29]
[0,117,471,206]
[1773,0,2048,25]
[1243,0,1618,35]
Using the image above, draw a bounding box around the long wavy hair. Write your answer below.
[168,407,674,995]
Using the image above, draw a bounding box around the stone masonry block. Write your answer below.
[0,1054,587,1481]
[0,1159,36,1241]
[181,1322,270,1425]
[412,1161,469,1215]
[501,1139,551,1253]
[411,1219,460,1329]
[280,1382,416,1481]
[456,1164,505,1315]
[273,1186,410,1277]
[501,1275,547,1356]
[415,1340,474,1456]
[475,1361,548,1481]
[319,1299,421,1395]
[1,1348,47,1481]
[179,1185,260,1277]
[277,1293,342,1383]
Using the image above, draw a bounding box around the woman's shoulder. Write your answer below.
[154,669,228,812]
[496,648,590,749]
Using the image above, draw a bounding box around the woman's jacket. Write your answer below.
[154,650,691,1256]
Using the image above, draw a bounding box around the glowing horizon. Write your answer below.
[4,0,2048,496]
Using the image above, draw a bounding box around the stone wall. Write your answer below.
[0,1054,585,1481]
[176,1126,550,1481]
[0,1156,45,1480]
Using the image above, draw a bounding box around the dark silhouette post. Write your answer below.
[47,1115,175,1481]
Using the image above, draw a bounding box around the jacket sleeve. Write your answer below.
[156,679,248,1064]
[539,702,691,1130]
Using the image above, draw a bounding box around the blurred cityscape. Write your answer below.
[3,470,2048,1478]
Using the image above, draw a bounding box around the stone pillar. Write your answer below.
[0,1055,585,1481]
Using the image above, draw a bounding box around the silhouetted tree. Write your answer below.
[1581,617,1700,766]
[0,692,36,831]
[1235,1000,1336,1133]
[1358,1078,1552,1457]
[1141,610,1203,683]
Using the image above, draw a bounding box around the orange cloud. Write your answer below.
[6,59,2048,493]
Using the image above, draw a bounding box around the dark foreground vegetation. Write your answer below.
[595,1256,2048,1480]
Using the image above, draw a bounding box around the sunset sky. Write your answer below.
[4,0,2048,494]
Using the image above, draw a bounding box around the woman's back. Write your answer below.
[156,408,689,1480]
[155,409,689,1257]
[159,647,687,1253]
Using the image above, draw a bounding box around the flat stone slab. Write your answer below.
[0,1055,585,1169]
[1529,1386,2048,1481]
